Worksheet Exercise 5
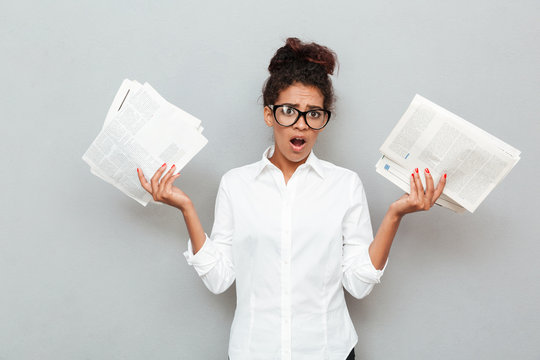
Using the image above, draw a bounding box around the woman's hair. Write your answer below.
[262,37,338,110]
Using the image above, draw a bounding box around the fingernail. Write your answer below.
[444,173,447,179]
[162,163,166,167]
[425,168,430,173]
[136,168,139,173]
[171,164,176,169]
[415,168,419,173]
[411,173,415,177]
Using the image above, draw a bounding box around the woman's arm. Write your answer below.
[137,164,235,294]
[180,203,206,254]
[369,168,446,270]
[137,163,206,254]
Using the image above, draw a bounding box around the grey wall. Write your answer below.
[1,1,539,359]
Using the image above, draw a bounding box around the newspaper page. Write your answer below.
[377,94,520,213]
[82,79,208,206]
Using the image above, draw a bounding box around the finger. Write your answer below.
[136,168,153,193]
[433,173,447,202]
[413,168,426,209]
[164,171,181,188]
[159,164,176,191]
[150,163,168,194]
[409,172,417,200]
[424,168,435,206]
[414,168,424,196]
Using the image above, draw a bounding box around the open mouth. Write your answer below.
[290,137,306,151]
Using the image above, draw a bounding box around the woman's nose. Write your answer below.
[294,114,309,129]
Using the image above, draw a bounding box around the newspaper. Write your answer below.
[376,94,520,213]
[82,79,208,206]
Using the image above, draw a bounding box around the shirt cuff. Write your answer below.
[365,256,388,283]
[349,247,389,284]
[182,233,218,277]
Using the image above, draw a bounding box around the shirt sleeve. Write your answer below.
[183,175,235,294]
[341,173,388,299]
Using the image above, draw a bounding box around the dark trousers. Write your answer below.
[228,348,354,359]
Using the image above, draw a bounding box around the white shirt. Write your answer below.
[183,145,388,360]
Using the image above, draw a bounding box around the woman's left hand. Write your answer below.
[390,168,446,217]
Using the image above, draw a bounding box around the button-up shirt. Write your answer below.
[184,145,388,360]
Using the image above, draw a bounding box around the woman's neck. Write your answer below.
[268,146,308,184]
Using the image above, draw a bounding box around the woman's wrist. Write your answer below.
[178,199,195,215]
[387,202,406,222]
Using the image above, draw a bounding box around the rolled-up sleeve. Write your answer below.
[341,174,388,299]
[182,175,235,294]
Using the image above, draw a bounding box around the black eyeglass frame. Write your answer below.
[267,104,331,130]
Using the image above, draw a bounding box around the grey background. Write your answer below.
[1,1,539,359]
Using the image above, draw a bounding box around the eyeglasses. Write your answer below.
[268,104,331,130]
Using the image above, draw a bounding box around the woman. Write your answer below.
[136,38,446,360]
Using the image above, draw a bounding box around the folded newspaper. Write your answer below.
[82,79,208,206]
[376,95,520,213]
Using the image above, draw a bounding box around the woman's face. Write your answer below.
[263,82,325,166]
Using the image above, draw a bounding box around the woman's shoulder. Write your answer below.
[316,157,364,185]
[219,159,263,186]
[318,158,358,176]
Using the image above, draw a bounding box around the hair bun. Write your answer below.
[268,37,337,76]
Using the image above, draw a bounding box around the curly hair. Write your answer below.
[262,37,338,110]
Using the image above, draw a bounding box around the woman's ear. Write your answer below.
[263,106,274,127]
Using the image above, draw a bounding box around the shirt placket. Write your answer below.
[280,172,298,360]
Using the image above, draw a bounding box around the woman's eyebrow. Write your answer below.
[282,103,323,109]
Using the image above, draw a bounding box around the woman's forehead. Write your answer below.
[276,83,324,107]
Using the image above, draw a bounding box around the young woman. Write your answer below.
[136,38,446,360]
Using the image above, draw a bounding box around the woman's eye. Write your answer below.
[308,111,321,118]
[282,106,295,115]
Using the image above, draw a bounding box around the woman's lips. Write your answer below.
[290,138,306,152]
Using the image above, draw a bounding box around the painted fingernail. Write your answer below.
[444,173,447,179]
[162,163,166,167]
[136,168,139,173]
[411,173,415,177]
[415,168,419,173]
[171,164,176,169]
[425,168,430,173]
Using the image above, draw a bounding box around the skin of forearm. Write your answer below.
[180,201,206,255]
[369,206,403,270]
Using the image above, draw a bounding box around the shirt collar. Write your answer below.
[253,145,325,180]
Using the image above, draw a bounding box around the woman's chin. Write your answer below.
[273,142,311,165]
[286,148,310,163]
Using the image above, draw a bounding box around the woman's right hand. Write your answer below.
[136,163,192,212]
